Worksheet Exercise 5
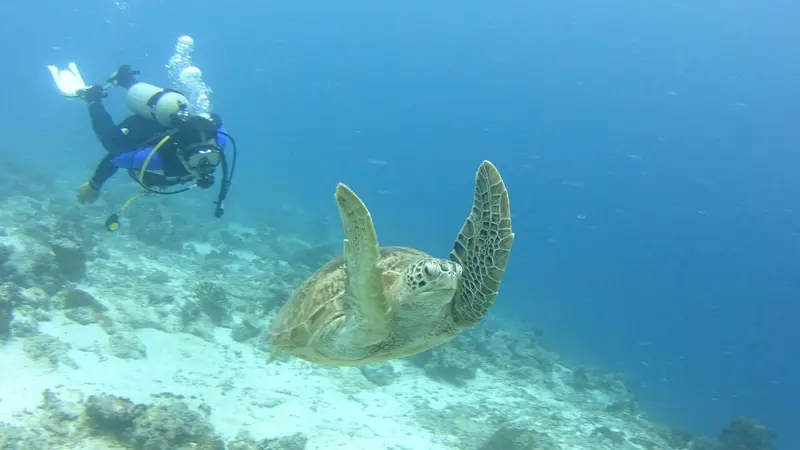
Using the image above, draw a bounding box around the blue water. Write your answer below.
[2,0,797,447]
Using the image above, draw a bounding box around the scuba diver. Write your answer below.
[48,36,238,230]
[74,64,235,219]
[47,59,238,232]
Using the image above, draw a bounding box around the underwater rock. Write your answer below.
[41,389,83,421]
[63,306,97,325]
[37,389,83,438]
[130,401,222,450]
[23,334,78,369]
[61,288,107,312]
[84,394,145,432]
[0,389,86,449]
[50,237,87,281]
[421,349,477,385]
[504,329,540,357]
[228,432,309,450]
[253,284,291,316]
[261,433,309,450]
[192,281,231,326]
[408,338,480,386]
[432,325,558,381]
[231,318,261,342]
[148,292,176,306]
[359,363,399,386]
[147,270,171,284]
[180,301,215,342]
[20,249,64,295]
[23,222,54,244]
[22,334,79,369]
[0,244,13,279]
[0,422,49,449]
[479,425,561,450]
[108,331,147,360]
[84,394,224,450]
[604,398,644,417]
[128,207,190,252]
[217,230,246,248]
[592,426,627,446]
[10,312,41,338]
[227,437,259,450]
[719,417,774,450]
[92,246,111,261]
[572,366,592,390]
[689,437,722,450]
[475,327,515,361]
[180,300,203,324]
[51,206,95,250]
[13,286,51,310]
[0,283,14,341]
[291,243,338,269]
[650,423,694,449]
[179,299,216,342]
[0,243,11,265]
[571,366,636,397]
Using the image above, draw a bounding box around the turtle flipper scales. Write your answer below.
[450,161,514,327]
[335,183,391,341]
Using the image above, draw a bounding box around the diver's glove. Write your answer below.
[76,180,100,205]
[107,64,140,89]
[197,175,214,189]
[78,85,106,104]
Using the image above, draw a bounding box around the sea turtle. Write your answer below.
[266,160,514,366]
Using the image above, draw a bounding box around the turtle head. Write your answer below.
[395,257,463,307]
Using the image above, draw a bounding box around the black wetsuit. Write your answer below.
[86,100,202,189]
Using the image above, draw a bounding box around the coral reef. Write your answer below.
[408,336,481,385]
[228,432,308,450]
[0,388,312,450]
[192,281,231,326]
[0,168,777,450]
[23,334,78,369]
[0,243,12,276]
[479,425,561,450]
[50,236,87,282]
[719,417,775,450]
[61,288,107,312]
[230,318,261,342]
[359,363,399,386]
[0,283,14,341]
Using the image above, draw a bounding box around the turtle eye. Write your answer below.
[423,262,438,277]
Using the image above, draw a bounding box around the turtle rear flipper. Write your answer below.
[450,161,514,328]
[335,183,391,343]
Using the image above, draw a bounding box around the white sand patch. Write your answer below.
[1,315,457,449]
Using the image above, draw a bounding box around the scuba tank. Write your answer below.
[125,82,192,127]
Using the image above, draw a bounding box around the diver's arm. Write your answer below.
[76,152,118,204]
[88,144,168,189]
[80,85,126,153]
[88,153,119,189]
[84,80,157,154]
[87,101,133,154]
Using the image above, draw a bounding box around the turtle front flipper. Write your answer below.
[335,183,391,343]
[450,161,514,328]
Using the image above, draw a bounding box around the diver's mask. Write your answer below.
[176,115,223,178]
[182,143,222,178]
